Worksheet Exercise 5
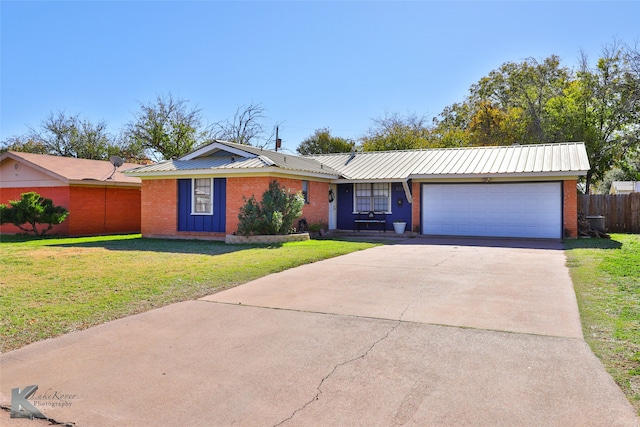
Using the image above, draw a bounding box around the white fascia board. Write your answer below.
[409,171,588,181]
[124,167,339,181]
[68,180,141,188]
[331,178,407,184]
[180,142,258,161]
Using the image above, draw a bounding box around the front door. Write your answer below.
[328,184,337,230]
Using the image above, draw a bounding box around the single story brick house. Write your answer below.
[0,151,141,236]
[124,140,590,239]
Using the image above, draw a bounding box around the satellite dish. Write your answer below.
[107,156,124,180]
[109,156,124,167]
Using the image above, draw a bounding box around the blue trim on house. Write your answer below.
[178,178,226,232]
[391,181,412,226]
[336,184,354,229]
[336,182,412,230]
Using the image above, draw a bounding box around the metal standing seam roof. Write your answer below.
[306,142,590,180]
[124,141,590,180]
[124,140,342,177]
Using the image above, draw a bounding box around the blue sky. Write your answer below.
[1,1,638,154]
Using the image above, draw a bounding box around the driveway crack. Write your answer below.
[273,318,403,427]
[274,297,418,427]
[0,405,76,426]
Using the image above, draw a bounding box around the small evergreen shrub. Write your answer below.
[237,180,305,236]
[308,221,327,233]
[0,191,69,236]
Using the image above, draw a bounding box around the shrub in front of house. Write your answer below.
[308,221,327,233]
[237,180,304,236]
[0,191,69,236]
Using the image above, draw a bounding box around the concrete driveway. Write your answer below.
[2,238,638,426]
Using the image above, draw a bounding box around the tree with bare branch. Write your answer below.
[23,111,121,160]
[212,103,277,148]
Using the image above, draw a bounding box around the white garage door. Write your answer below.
[422,183,562,238]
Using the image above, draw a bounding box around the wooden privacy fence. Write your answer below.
[578,193,640,233]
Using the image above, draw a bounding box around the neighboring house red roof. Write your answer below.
[1,151,141,186]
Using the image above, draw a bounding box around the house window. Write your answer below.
[192,178,213,215]
[302,180,309,204]
[355,183,390,212]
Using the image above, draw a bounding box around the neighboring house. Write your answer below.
[609,181,640,195]
[125,140,590,239]
[0,151,141,236]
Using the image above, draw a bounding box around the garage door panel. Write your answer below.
[422,183,561,238]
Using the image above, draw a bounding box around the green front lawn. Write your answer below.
[565,234,640,414]
[3,232,639,414]
[0,234,378,352]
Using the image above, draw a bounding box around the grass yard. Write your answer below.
[0,234,378,352]
[565,234,640,414]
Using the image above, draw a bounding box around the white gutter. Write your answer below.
[408,171,589,180]
[123,166,340,180]
[68,179,141,187]
[331,178,407,184]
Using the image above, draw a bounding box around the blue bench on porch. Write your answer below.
[354,211,386,232]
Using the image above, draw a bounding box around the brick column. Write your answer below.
[411,181,421,234]
[563,179,578,238]
[141,179,177,237]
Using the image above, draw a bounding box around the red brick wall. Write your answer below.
[141,180,177,237]
[0,186,71,235]
[226,177,270,234]
[225,176,328,234]
[563,179,578,238]
[138,176,326,238]
[0,185,140,236]
[302,181,330,226]
[68,186,140,236]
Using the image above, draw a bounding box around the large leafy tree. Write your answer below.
[360,113,434,151]
[296,128,353,155]
[124,93,208,161]
[543,44,640,192]
[434,55,572,147]
[432,43,640,193]
[573,43,640,192]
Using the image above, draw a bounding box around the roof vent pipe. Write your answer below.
[346,144,356,165]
